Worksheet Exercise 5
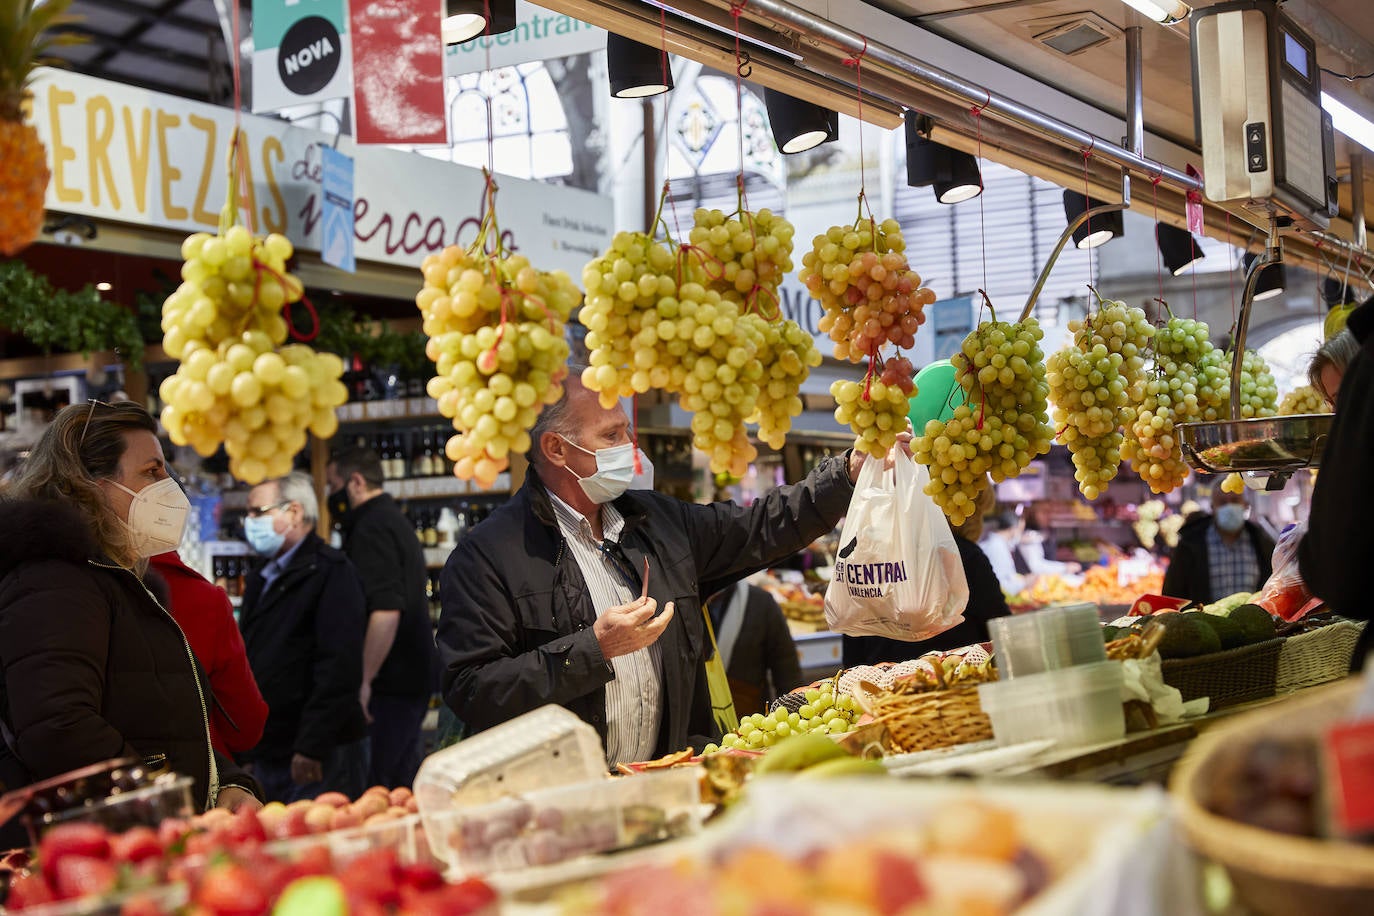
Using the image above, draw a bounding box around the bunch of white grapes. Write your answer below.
[688,207,794,310]
[832,356,916,459]
[1232,348,1279,419]
[1047,297,1154,499]
[1279,384,1326,415]
[159,227,347,484]
[801,217,936,362]
[580,228,819,476]
[418,246,579,489]
[702,681,859,754]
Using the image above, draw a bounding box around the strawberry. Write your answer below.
[5,869,55,908]
[337,849,400,907]
[50,855,119,901]
[110,827,163,865]
[398,863,445,892]
[38,824,110,870]
[193,862,268,916]
[156,819,190,854]
[429,877,498,915]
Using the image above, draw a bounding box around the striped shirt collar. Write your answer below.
[547,491,625,545]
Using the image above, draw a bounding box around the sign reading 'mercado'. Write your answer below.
[28,68,612,276]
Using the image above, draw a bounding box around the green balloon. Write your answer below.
[908,360,961,432]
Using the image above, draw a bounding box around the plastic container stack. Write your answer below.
[979,603,1125,751]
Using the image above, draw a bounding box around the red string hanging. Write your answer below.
[843,38,868,192]
[971,91,991,311]
[1080,140,1096,291]
[1150,174,1165,319]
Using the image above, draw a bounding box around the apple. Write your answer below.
[404,796,419,814]
[388,787,413,807]
[329,807,364,831]
[353,794,388,820]
[277,807,313,839]
[304,804,336,833]
[314,792,351,809]
[362,785,390,802]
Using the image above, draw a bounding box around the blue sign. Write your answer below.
[320,145,355,273]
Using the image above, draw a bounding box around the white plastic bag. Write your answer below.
[824,451,969,640]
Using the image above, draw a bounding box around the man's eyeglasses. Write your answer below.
[245,501,291,519]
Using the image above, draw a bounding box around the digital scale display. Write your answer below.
[1283,29,1310,80]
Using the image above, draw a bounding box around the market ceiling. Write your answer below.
[46,0,1374,280]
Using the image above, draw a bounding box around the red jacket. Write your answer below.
[148,552,268,757]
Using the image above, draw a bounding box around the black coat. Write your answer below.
[437,456,855,757]
[239,532,368,762]
[842,534,1011,666]
[339,494,436,699]
[0,499,251,811]
[705,585,804,717]
[1300,298,1374,669]
[1162,513,1275,606]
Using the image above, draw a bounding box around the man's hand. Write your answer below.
[360,682,374,725]
[290,753,323,786]
[216,786,262,812]
[593,596,675,659]
[847,430,914,482]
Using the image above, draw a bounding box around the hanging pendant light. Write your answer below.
[1063,190,1124,249]
[1156,222,1206,275]
[443,0,517,45]
[763,89,837,154]
[607,33,673,98]
[904,112,982,204]
[1242,251,1287,301]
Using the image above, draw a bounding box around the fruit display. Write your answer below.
[1232,348,1280,419]
[579,212,821,475]
[912,308,1053,524]
[1047,292,1154,499]
[703,680,860,754]
[1011,562,1165,611]
[193,785,418,840]
[417,181,580,489]
[761,578,826,629]
[0,0,71,256]
[1279,384,1327,415]
[159,226,349,484]
[750,733,886,779]
[1110,605,1277,659]
[1121,315,1229,494]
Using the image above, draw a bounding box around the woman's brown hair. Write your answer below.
[4,400,158,565]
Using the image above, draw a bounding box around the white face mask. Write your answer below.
[1215,503,1246,534]
[108,476,190,558]
[562,438,637,504]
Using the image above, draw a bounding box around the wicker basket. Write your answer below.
[1160,637,1284,710]
[1170,678,1374,915]
[864,686,993,754]
[1276,620,1366,693]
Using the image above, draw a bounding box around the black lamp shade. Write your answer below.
[764,89,837,154]
[1156,222,1205,275]
[905,114,982,204]
[1063,190,1124,249]
[607,33,673,98]
[1322,276,1356,306]
[1242,252,1286,301]
[443,0,517,45]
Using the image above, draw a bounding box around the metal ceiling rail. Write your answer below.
[713,0,1374,271]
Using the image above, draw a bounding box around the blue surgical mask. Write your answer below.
[1215,503,1246,534]
[244,515,286,556]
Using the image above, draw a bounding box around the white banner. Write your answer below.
[29,68,612,276]
[443,0,604,77]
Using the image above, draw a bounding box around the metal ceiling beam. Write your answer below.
[79,0,223,38]
[56,25,216,75]
[88,0,203,70]
[912,0,1060,24]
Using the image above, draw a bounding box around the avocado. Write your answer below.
[1192,613,1247,650]
[1102,625,1121,643]
[1228,604,1278,645]
[1155,612,1223,659]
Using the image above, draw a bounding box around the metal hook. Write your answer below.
[736,48,753,79]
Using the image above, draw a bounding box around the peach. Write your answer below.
[388,787,413,807]
[404,797,419,814]
[363,811,399,826]
[386,806,408,818]
[279,808,312,839]
[314,791,351,808]
[304,804,336,832]
[362,785,390,801]
[285,799,314,813]
[353,795,388,820]
[330,807,364,831]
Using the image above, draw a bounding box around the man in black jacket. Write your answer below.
[1300,295,1374,670]
[1162,488,1274,606]
[239,472,369,802]
[327,445,436,789]
[437,373,862,764]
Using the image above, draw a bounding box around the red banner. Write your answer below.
[350,0,447,145]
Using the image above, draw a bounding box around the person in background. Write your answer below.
[1300,296,1374,669]
[1162,487,1274,605]
[702,582,802,717]
[148,549,268,758]
[326,446,436,790]
[436,371,864,765]
[979,510,1031,596]
[1308,330,1359,408]
[843,482,1010,666]
[239,472,369,802]
[1018,520,1080,577]
[0,401,260,837]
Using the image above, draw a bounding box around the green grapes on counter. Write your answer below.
[703,682,860,755]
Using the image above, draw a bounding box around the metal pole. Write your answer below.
[1352,152,1367,252]
[1020,202,1129,321]
[1230,221,1282,419]
[1125,26,1144,158]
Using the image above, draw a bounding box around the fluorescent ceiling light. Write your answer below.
[1322,91,1374,155]
[1118,0,1191,25]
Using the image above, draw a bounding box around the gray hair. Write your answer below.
[529,365,589,466]
[1308,330,1360,404]
[273,470,319,525]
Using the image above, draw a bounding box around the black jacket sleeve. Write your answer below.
[683,454,854,587]
[958,536,1010,635]
[0,562,137,778]
[294,561,367,761]
[436,539,613,735]
[1300,326,1374,617]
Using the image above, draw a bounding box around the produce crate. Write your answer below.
[1276,620,1365,693]
[861,685,993,754]
[1170,679,1374,915]
[1160,638,1284,710]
